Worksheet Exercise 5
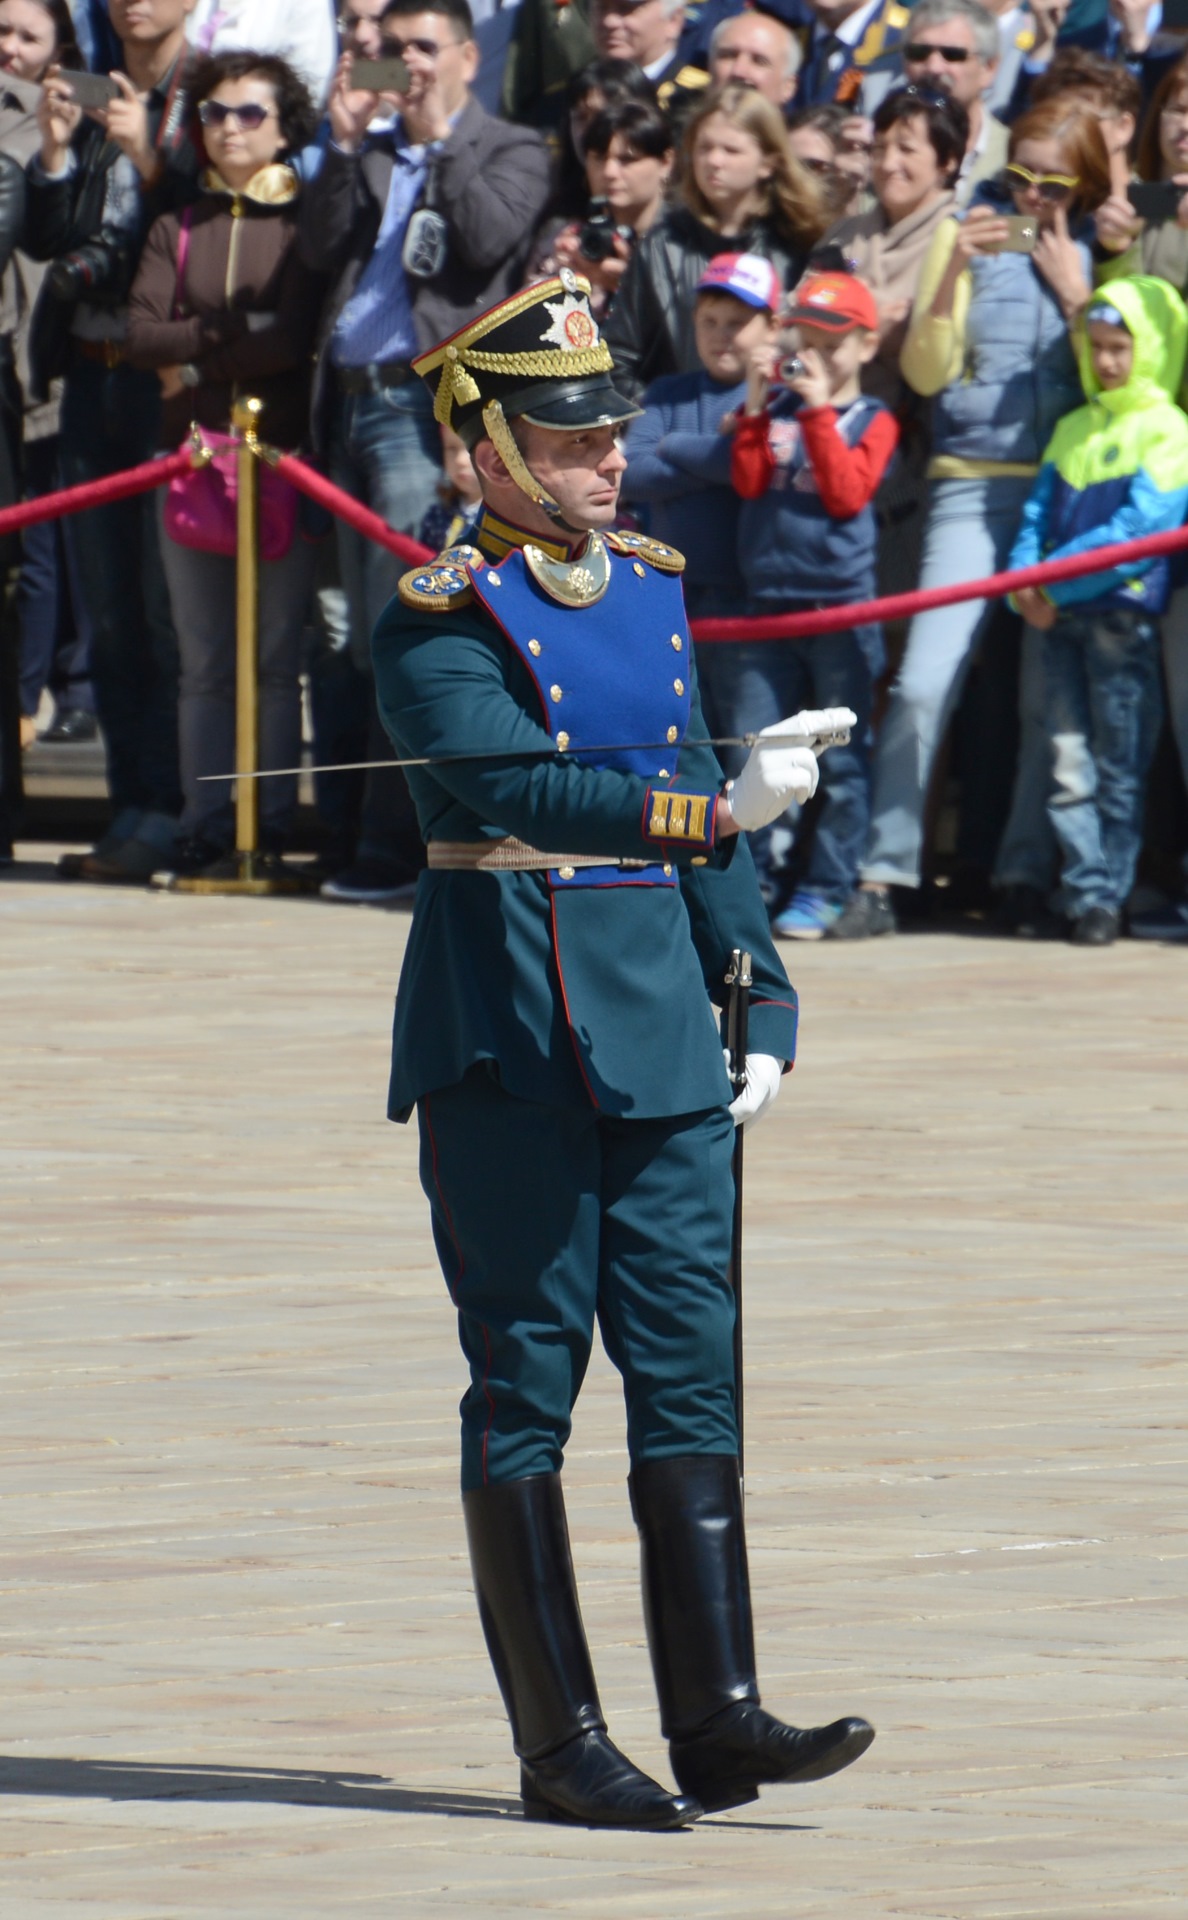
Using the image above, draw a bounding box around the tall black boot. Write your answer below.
[463,1473,701,1829]
[630,1455,875,1813]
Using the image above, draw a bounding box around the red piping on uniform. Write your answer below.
[549,892,600,1110]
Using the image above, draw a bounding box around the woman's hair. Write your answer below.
[1007,99,1111,215]
[1029,45,1142,127]
[785,102,853,150]
[872,83,969,185]
[682,82,824,243]
[567,54,657,114]
[1136,49,1188,182]
[0,0,83,69]
[189,50,319,155]
[583,97,673,163]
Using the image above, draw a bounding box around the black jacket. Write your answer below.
[22,83,200,399]
[297,96,551,453]
[604,205,810,402]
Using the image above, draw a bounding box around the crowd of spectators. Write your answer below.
[2,0,1188,943]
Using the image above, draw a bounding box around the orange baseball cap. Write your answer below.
[786,272,878,334]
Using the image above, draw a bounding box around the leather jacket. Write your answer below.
[604,204,810,402]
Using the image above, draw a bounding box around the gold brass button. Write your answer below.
[674,678,684,695]
[556,730,570,750]
[550,684,563,703]
[529,639,542,656]
[487,571,501,587]
[671,634,682,651]
[633,562,645,577]
[666,725,678,744]
[663,864,673,877]
[558,865,575,880]
[692,855,708,866]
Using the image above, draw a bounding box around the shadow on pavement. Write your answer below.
[0,1755,520,1821]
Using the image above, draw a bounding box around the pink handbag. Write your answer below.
[162,207,298,562]
[164,431,298,561]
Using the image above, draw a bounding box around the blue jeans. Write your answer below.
[327,378,441,870]
[59,360,180,817]
[17,435,94,719]
[1157,582,1188,882]
[712,622,874,908]
[862,476,1054,890]
[1043,604,1162,917]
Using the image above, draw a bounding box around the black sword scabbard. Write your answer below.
[725,948,752,1495]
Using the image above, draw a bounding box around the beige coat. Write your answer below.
[822,189,957,410]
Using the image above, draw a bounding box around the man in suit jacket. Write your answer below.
[297,0,551,906]
[371,272,876,1829]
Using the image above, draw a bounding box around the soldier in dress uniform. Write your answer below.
[371,271,876,1830]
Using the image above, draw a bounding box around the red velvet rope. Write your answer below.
[273,453,434,566]
[9,439,1185,644]
[689,522,1188,643]
[0,448,192,538]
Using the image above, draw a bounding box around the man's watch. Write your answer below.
[178,363,201,389]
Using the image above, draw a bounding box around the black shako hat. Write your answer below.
[412,271,641,452]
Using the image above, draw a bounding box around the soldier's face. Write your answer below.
[516,422,627,531]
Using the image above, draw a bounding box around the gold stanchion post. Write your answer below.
[174,397,308,896]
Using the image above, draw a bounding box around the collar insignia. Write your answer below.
[524,533,611,607]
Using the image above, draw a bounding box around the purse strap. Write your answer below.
[172,205,193,320]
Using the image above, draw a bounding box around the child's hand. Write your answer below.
[1015,586,1057,630]
[743,339,776,416]
[784,345,831,410]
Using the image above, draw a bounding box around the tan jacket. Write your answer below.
[824,190,957,410]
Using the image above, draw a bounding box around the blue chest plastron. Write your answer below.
[467,546,692,889]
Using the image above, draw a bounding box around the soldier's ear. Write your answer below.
[471,435,511,490]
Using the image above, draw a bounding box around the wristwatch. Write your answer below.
[178,363,201,389]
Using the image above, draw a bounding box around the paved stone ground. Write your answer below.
[1,858,1185,1919]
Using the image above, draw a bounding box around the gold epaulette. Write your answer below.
[887,2,910,25]
[606,529,686,574]
[673,65,710,90]
[397,546,478,611]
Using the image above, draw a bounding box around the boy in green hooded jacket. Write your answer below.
[1008,274,1188,946]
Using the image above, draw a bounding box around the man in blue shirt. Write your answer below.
[298,0,550,901]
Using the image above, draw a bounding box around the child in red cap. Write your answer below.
[726,270,899,938]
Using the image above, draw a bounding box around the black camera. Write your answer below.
[578,198,634,264]
[46,230,134,305]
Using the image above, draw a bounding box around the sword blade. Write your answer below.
[196,728,852,782]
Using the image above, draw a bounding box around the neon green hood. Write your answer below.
[1078,273,1188,415]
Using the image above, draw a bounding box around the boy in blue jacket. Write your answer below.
[1010,275,1188,947]
[622,253,781,736]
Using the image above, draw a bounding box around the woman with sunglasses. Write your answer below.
[125,50,326,877]
[833,100,1111,939]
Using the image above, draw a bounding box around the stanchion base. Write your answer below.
[164,853,318,896]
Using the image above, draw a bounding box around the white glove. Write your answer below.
[725,1051,783,1131]
[726,721,820,831]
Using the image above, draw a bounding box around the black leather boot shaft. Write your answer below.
[629,1453,758,1739]
[463,1473,604,1762]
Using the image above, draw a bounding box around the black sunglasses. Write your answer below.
[904,41,971,60]
[380,33,448,56]
[198,100,275,128]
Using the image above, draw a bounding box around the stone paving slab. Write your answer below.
[1,863,1186,1918]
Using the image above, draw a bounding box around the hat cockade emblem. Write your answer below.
[542,295,598,354]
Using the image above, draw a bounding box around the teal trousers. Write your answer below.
[418,1066,738,1490]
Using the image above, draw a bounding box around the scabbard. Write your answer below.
[725,949,752,1491]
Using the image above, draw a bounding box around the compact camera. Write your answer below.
[777,354,806,385]
[578,198,636,264]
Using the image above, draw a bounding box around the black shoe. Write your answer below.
[630,1455,874,1813]
[669,1702,875,1812]
[39,708,98,744]
[827,887,896,941]
[170,835,231,878]
[521,1730,699,1829]
[464,1475,700,1832]
[320,857,419,904]
[1070,905,1119,946]
[993,884,1051,940]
